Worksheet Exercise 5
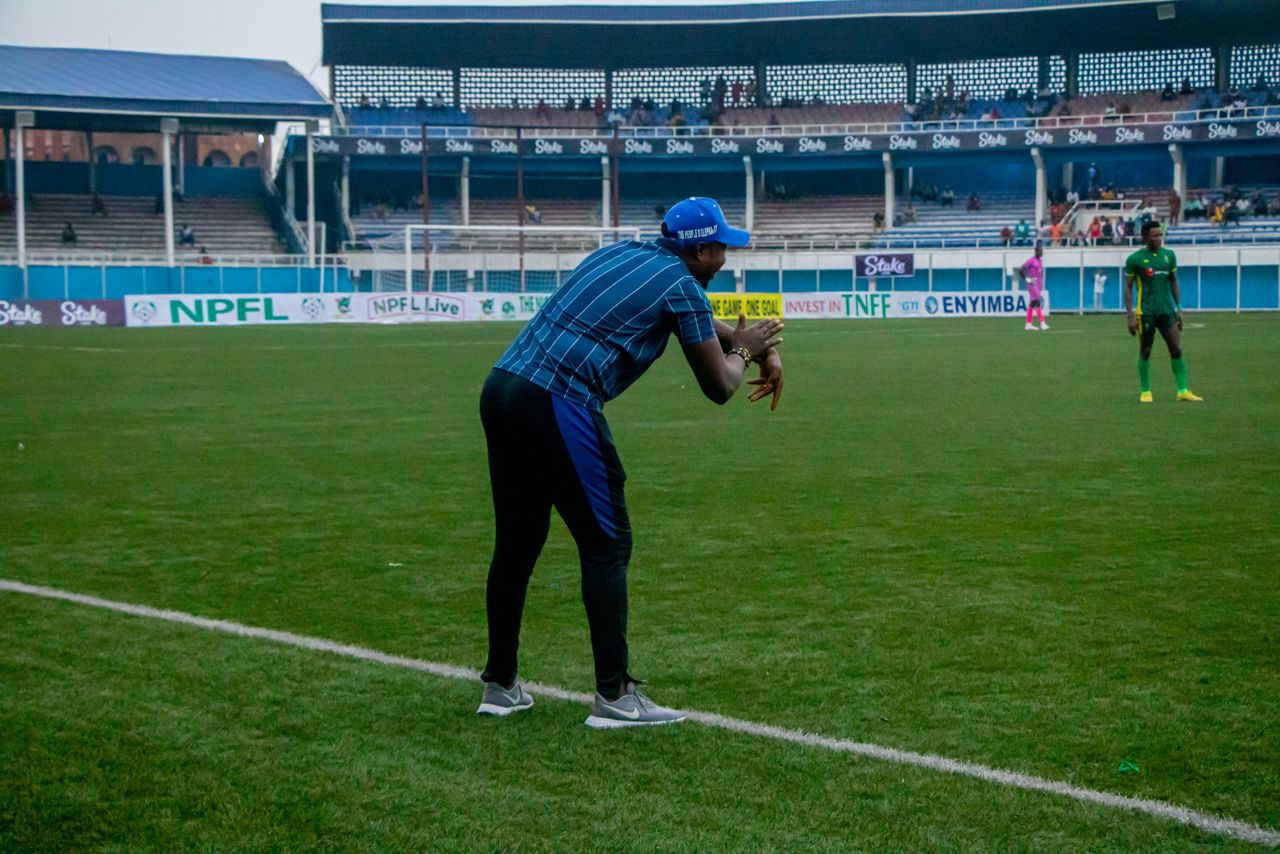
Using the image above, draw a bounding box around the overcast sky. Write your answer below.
[0,0,783,97]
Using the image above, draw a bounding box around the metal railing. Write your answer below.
[326,104,1280,140]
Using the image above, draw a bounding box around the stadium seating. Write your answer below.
[0,193,287,256]
[876,193,1036,248]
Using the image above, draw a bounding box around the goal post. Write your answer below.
[366,224,643,294]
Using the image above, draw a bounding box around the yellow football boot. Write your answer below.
[1176,390,1203,402]
[1139,391,1153,403]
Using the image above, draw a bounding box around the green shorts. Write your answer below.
[1137,313,1177,341]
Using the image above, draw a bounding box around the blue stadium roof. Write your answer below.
[0,45,331,122]
[323,0,1279,69]
[323,0,1161,25]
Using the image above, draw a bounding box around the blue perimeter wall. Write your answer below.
[1,263,1277,311]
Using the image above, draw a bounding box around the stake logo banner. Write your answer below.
[0,300,124,326]
[855,253,915,278]
[707,293,783,320]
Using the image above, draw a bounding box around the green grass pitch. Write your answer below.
[1,315,1278,850]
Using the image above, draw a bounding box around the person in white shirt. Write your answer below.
[1093,268,1107,311]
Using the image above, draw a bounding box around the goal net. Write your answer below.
[366,225,644,293]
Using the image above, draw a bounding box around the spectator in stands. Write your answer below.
[1269,194,1280,217]
[1001,224,1014,247]
[966,192,981,212]
[731,79,743,108]
[654,203,667,221]
[1253,74,1269,92]
[594,97,605,118]
[199,246,213,265]
[180,223,196,246]
[378,94,389,109]
[1087,162,1100,192]
[91,193,107,216]
[940,187,955,207]
[714,75,728,111]
[1210,203,1226,226]
[1103,102,1119,122]
[1049,220,1063,246]
[524,204,542,225]
[1251,189,1268,217]
[902,202,916,224]
[1101,218,1114,243]
[768,111,779,126]
[580,96,593,111]
[1185,194,1205,220]
[744,79,757,107]
[153,193,165,215]
[536,99,551,122]
[1015,219,1030,245]
[359,94,371,108]
[61,221,77,244]
[372,200,388,222]
[1088,217,1102,245]
[432,92,445,109]
[1093,268,1108,311]
[415,96,427,110]
[872,211,885,234]
[1067,187,1080,205]
[1180,77,1194,96]
[1160,82,1176,102]
[563,97,576,112]
[1168,189,1182,225]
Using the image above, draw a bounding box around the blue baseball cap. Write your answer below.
[661,197,750,249]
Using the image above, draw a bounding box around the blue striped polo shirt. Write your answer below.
[494,239,717,411]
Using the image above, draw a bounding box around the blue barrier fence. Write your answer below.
[0,265,354,301]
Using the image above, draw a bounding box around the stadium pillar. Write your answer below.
[161,117,178,268]
[1031,147,1046,234]
[604,69,613,110]
[86,131,96,194]
[15,111,32,281]
[1211,156,1225,189]
[341,155,350,224]
[744,156,754,233]
[882,152,895,230]
[1214,41,1229,93]
[285,154,296,219]
[2,128,9,193]
[1066,52,1079,98]
[452,69,461,109]
[1063,162,1074,194]
[177,134,186,198]
[306,120,318,267]
[600,156,611,229]
[1169,144,1187,221]
[906,58,917,104]
[460,156,470,226]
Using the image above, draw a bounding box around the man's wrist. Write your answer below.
[728,346,752,366]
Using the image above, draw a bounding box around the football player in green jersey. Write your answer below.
[1124,221,1203,403]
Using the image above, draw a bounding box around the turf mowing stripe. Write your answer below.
[4,577,1278,848]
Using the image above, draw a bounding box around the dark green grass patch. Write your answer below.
[1,315,1277,849]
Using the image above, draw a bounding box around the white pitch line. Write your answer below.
[2,577,1277,848]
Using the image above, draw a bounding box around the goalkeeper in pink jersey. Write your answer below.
[1019,241,1049,331]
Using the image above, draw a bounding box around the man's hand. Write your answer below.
[1177,313,1184,332]
[747,350,784,411]
[731,313,784,358]
[1127,313,1137,336]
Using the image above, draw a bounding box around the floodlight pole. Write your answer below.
[15,111,32,290]
[161,117,178,268]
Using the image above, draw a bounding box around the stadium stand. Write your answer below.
[0,194,287,256]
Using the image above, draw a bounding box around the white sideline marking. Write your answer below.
[2,577,1277,848]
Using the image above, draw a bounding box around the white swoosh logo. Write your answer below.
[604,702,641,720]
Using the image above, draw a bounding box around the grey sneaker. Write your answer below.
[477,681,534,717]
[584,682,685,729]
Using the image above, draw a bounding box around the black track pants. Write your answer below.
[479,369,632,698]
